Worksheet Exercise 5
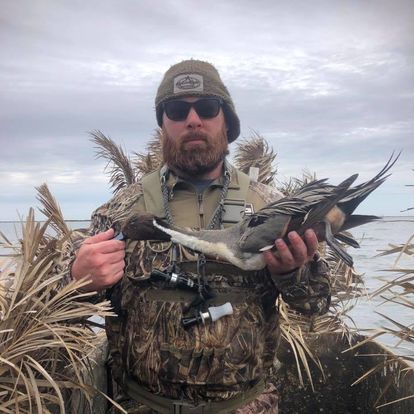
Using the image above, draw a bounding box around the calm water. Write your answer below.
[348,217,414,355]
[1,217,413,354]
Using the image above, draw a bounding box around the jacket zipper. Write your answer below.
[197,193,205,229]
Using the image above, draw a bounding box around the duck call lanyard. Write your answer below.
[160,166,231,303]
[160,166,231,230]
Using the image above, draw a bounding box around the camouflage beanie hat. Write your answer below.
[155,59,240,143]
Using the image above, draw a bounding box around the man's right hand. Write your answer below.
[71,228,126,292]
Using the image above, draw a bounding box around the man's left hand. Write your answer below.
[263,229,319,275]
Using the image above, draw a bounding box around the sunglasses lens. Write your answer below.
[164,101,191,121]
[164,99,221,121]
[194,99,221,118]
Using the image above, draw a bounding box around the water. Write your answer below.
[1,217,413,354]
[348,217,414,355]
[0,220,90,247]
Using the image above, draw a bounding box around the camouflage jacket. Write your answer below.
[73,164,331,403]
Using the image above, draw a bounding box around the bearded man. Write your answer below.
[70,60,331,413]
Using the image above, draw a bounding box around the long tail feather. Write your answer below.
[341,214,380,232]
[334,232,360,248]
[297,174,358,235]
[339,152,401,214]
[325,221,354,266]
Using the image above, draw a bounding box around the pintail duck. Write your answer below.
[121,153,400,270]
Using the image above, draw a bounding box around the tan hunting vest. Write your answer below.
[104,165,282,403]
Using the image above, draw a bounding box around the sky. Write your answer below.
[1,0,413,221]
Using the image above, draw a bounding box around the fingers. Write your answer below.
[263,248,285,273]
[263,237,296,273]
[263,230,319,275]
[304,229,319,258]
[71,228,126,292]
[83,228,115,244]
[81,228,125,254]
[83,266,125,291]
[286,230,318,260]
[106,249,126,265]
[275,237,295,267]
[85,249,125,271]
[97,239,126,254]
[97,258,126,290]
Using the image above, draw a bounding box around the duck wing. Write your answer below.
[238,213,292,252]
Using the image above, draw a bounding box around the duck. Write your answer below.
[121,153,400,270]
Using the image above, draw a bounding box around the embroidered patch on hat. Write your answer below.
[174,74,204,93]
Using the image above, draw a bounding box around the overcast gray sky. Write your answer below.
[1,0,413,220]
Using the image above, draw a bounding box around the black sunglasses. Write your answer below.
[163,98,223,121]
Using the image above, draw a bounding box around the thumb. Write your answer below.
[83,228,115,245]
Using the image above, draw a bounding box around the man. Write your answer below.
[70,60,330,413]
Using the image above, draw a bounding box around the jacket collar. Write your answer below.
[160,160,241,190]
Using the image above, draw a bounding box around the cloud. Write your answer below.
[1,0,413,220]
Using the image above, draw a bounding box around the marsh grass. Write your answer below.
[0,196,125,413]
[234,132,278,186]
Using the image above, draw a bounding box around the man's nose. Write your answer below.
[185,107,202,128]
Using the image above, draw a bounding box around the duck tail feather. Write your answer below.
[340,152,401,214]
[328,238,354,267]
[334,232,360,248]
[341,214,380,232]
[299,173,358,232]
[325,221,354,267]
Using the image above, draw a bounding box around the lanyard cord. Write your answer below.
[160,165,231,308]
[160,165,231,229]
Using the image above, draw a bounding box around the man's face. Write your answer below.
[161,96,229,176]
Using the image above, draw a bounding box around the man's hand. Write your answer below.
[71,228,126,292]
[263,229,319,275]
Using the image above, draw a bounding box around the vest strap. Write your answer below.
[124,377,265,414]
[141,165,251,225]
[220,165,250,225]
[144,287,251,305]
[141,167,168,218]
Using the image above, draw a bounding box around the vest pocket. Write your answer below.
[159,345,234,386]
[158,341,266,388]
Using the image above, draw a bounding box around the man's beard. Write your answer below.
[161,127,229,176]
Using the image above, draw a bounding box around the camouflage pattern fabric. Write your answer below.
[63,166,330,413]
[107,253,279,400]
